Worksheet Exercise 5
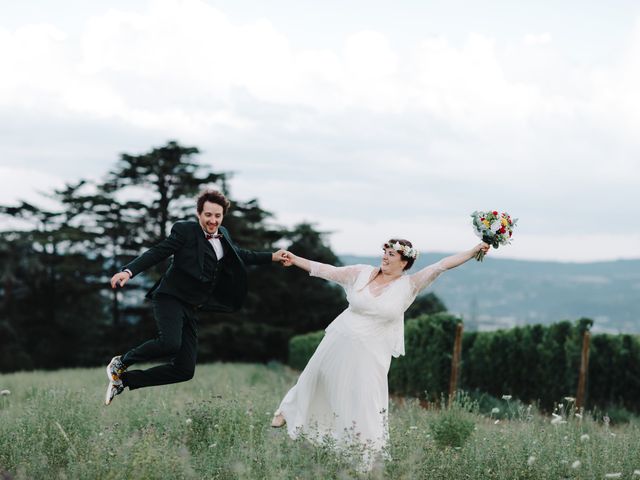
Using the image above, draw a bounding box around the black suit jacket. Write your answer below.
[122,221,272,312]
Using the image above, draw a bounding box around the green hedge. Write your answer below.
[287,316,640,411]
[287,330,326,370]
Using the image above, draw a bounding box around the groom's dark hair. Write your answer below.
[197,189,231,214]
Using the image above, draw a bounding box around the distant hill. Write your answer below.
[340,253,640,334]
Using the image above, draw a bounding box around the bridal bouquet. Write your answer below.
[471,210,517,261]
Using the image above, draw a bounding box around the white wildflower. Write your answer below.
[209,443,217,448]
[564,396,576,402]
[527,456,536,466]
[632,470,640,476]
[571,460,581,469]
[0,390,10,396]
[494,420,500,424]
[575,413,583,419]
[551,413,566,425]
[185,418,192,425]
[605,474,622,479]
[491,407,500,414]
[580,434,589,442]
[558,403,564,409]
[501,395,512,400]
[409,426,418,430]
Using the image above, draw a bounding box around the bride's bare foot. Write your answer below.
[271,413,286,428]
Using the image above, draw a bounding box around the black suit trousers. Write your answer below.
[120,293,198,390]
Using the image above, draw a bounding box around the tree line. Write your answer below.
[0,141,366,372]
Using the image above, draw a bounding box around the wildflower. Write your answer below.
[551,413,566,425]
[603,415,610,426]
[571,460,581,469]
[632,470,640,476]
[558,403,563,409]
[409,426,418,430]
[0,390,10,396]
[604,474,622,479]
[501,395,512,400]
[575,413,583,419]
[494,420,500,424]
[209,443,217,448]
[185,418,192,425]
[491,407,500,414]
[564,396,576,402]
[580,434,589,442]
[527,456,536,466]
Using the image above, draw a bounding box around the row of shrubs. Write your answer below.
[287,314,640,412]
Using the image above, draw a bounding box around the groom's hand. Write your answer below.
[110,271,131,289]
[272,249,290,265]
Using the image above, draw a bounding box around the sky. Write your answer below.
[1,0,640,262]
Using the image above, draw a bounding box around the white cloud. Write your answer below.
[1,1,640,262]
[524,32,552,46]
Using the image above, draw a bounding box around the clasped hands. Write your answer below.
[272,250,295,267]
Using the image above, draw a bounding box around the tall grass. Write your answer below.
[1,363,639,479]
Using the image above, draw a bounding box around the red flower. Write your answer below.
[499,227,506,234]
[492,210,498,216]
[509,231,512,237]
[480,217,485,221]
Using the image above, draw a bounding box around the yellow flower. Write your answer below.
[483,219,490,228]
[501,218,508,226]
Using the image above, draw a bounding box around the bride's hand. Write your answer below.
[281,251,296,267]
[476,242,490,255]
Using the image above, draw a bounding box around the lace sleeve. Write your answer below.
[308,261,363,287]
[408,260,448,296]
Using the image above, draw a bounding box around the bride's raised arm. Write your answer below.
[283,251,363,287]
[408,242,489,295]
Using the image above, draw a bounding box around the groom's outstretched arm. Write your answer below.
[110,222,187,289]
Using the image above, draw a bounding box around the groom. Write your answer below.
[106,189,288,405]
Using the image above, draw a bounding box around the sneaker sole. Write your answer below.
[105,381,114,406]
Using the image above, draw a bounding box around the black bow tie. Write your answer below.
[205,233,223,240]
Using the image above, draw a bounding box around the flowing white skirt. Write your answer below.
[276,329,390,464]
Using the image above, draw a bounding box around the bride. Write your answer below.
[271,238,489,467]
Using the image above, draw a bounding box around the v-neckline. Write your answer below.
[363,268,404,298]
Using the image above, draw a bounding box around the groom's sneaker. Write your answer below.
[107,356,127,382]
[105,379,125,406]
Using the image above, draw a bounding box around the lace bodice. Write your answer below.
[309,260,447,357]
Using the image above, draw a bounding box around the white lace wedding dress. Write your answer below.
[275,260,447,465]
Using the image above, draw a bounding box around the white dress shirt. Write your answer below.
[207,232,224,260]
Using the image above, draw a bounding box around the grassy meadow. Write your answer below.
[1,362,639,479]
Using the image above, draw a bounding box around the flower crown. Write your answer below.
[383,241,419,260]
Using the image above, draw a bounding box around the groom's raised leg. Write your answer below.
[119,294,186,367]
[120,295,198,390]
